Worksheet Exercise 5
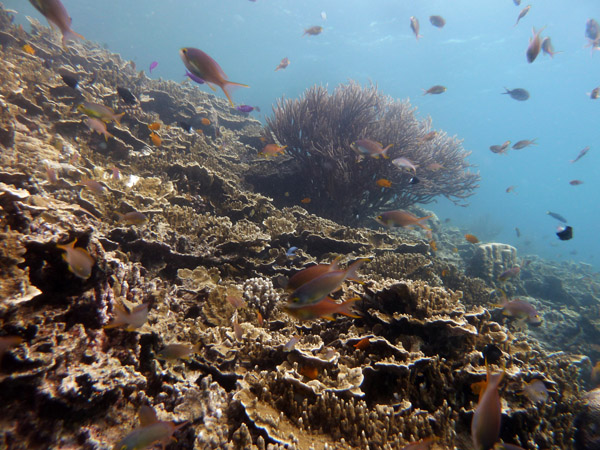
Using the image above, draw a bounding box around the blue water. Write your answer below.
[8,0,600,268]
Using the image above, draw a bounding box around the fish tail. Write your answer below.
[113,112,125,126]
[382,144,393,158]
[329,255,343,272]
[61,29,84,47]
[56,239,77,251]
[416,214,434,230]
[344,258,370,281]
[336,297,361,319]
[222,81,250,107]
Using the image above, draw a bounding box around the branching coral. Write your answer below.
[256,81,480,225]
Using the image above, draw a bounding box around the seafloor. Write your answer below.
[1,6,600,450]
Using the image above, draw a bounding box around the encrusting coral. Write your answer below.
[249,81,480,225]
[0,5,597,449]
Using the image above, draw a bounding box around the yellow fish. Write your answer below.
[22,44,35,55]
[376,178,392,188]
[150,132,162,147]
[56,239,95,280]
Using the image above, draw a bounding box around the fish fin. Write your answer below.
[56,238,77,251]
[139,405,158,427]
[382,144,393,158]
[221,81,250,107]
[103,303,128,329]
[322,315,336,321]
[329,255,343,272]
[336,297,362,319]
[415,214,433,230]
[61,29,84,47]
[344,258,369,282]
[113,112,125,127]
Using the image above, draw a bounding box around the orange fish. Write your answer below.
[201,118,211,125]
[179,47,249,106]
[299,365,319,380]
[471,366,504,450]
[301,197,311,204]
[22,44,35,55]
[284,296,361,321]
[286,256,342,291]
[259,144,287,158]
[376,178,392,188]
[429,240,437,251]
[148,122,161,131]
[465,234,479,244]
[375,210,432,230]
[452,247,459,253]
[353,337,370,350]
[150,132,162,146]
[441,269,448,276]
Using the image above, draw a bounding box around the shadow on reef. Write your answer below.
[0,5,599,449]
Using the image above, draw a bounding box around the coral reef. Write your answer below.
[0,5,597,450]
[249,81,480,225]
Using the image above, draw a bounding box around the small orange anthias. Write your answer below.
[471,363,504,450]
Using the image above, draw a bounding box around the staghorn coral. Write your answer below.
[250,81,480,225]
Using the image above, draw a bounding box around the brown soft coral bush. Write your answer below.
[252,81,479,225]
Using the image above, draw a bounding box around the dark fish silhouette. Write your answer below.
[423,85,446,95]
[482,343,503,365]
[502,87,529,101]
[117,86,137,105]
[429,15,446,28]
[178,121,193,132]
[60,74,79,89]
[556,225,573,241]
[586,18,600,42]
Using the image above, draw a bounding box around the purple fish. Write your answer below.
[236,105,259,113]
[149,61,158,73]
[184,70,205,84]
